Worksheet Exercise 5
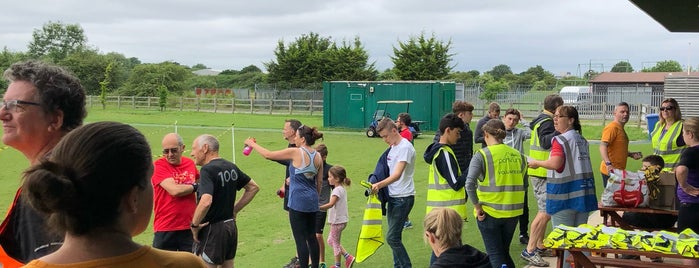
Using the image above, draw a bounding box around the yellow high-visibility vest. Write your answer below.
[475,144,526,218]
[426,146,467,220]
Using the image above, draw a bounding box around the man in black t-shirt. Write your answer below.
[190,134,259,268]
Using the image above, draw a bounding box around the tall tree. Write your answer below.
[642,60,683,72]
[328,37,378,81]
[486,64,513,80]
[27,21,87,62]
[59,49,111,95]
[0,47,27,92]
[265,32,334,86]
[391,32,454,80]
[611,61,634,72]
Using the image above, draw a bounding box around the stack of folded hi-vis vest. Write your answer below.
[544,224,699,257]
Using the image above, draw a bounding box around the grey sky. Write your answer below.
[1,0,697,75]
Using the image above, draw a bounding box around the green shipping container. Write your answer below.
[323,81,455,132]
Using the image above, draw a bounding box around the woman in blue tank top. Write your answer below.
[245,126,325,268]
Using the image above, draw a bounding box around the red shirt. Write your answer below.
[399,128,413,142]
[550,139,566,173]
[151,157,199,232]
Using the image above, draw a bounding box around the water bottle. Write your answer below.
[276,188,285,198]
[243,138,255,156]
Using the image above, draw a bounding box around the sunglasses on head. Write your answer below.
[659,106,674,111]
[163,148,179,154]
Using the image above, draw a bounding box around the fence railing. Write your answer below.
[87,96,324,115]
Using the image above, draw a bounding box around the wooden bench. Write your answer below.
[553,247,696,268]
[598,205,678,232]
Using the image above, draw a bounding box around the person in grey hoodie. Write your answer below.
[502,108,532,245]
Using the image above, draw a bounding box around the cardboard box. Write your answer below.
[649,172,677,210]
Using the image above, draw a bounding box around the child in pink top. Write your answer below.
[320,166,355,268]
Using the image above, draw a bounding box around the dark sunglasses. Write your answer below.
[162,148,180,154]
[659,106,675,111]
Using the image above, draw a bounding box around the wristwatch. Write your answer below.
[192,183,199,193]
[605,161,612,165]
[190,222,200,228]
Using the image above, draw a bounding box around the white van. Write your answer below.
[559,86,592,105]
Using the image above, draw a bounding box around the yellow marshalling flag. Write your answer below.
[355,193,384,263]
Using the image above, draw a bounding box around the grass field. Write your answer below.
[0,108,652,267]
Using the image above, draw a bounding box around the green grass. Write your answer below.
[0,108,654,267]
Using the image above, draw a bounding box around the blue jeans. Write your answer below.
[386,196,414,268]
[476,214,517,268]
[551,209,590,268]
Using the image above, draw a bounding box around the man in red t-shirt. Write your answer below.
[396,113,413,143]
[151,133,200,251]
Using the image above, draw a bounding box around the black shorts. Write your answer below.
[193,219,237,264]
[315,211,327,234]
[678,202,699,233]
[153,229,194,251]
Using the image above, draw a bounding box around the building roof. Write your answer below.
[629,0,699,32]
[192,69,221,76]
[590,72,699,83]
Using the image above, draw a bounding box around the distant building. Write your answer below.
[590,72,699,115]
[192,69,221,76]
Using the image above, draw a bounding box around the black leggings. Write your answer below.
[289,209,319,268]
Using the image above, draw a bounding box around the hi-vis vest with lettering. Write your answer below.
[528,117,552,178]
[426,146,467,220]
[476,144,526,218]
[651,120,685,171]
[547,130,598,215]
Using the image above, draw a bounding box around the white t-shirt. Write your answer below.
[328,185,348,224]
[386,138,416,197]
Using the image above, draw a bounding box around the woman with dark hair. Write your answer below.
[466,119,526,268]
[652,98,686,171]
[245,126,325,268]
[21,122,205,268]
[527,105,597,268]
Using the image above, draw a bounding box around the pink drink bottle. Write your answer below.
[243,138,255,156]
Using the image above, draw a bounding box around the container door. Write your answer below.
[347,88,366,129]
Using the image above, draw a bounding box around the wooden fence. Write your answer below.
[87,96,324,115]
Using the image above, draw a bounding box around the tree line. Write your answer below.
[0,21,687,101]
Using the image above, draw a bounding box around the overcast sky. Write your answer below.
[1,0,697,75]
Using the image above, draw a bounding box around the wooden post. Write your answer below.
[147,97,151,108]
[269,99,273,114]
[180,96,184,111]
[196,97,200,112]
[289,99,293,115]
[249,98,253,114]
[231,99,235,114]
[132,96,135,109]
[117,96,121,109]
[214,97,218,113]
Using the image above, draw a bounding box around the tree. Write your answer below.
[265,32,376,86]
[240,65,262,74]
[59,49,111,95]
[191,63,208,70]
[158,84,168,111]
[0,47,27,92]
[377,68,399,81]
[119,62,191,96]
[642,60,683,72]
[486,64,513,80]
[611,61,634,72]
[327,37,378,81]
[480,80,509,102]
[265,32,334,86]
[391,32,454,80]
[99,62,113,109]
[27,21,87,62]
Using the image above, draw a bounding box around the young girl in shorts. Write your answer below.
[319,166,355,268]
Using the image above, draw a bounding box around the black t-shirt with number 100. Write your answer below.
[198,158,251,223]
